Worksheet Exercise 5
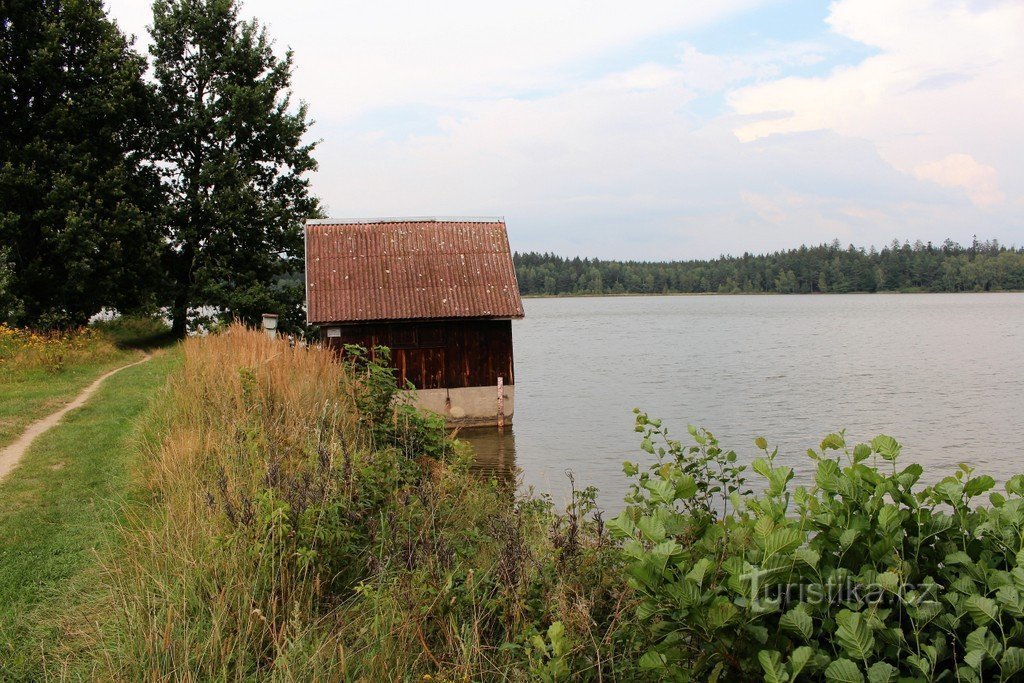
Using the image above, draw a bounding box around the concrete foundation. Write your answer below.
[412,385,514,428]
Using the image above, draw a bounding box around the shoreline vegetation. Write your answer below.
[4,325,1024,680]
[515,237,1024,297]
[521,288,1024,299]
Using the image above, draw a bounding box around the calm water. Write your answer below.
[462,294,1024,508]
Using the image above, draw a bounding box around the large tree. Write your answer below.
[0,0,161,327]
[149,0,320,337]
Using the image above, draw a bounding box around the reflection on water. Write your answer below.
[458,426,517,483]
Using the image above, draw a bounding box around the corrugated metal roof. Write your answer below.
[305,218,525,324]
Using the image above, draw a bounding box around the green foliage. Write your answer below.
[0,247,23,324]
[148,0,321,336]
[609,414,1024,681]
[515,237,1024,296]
[0,0,162,327]
[342,344,452,461]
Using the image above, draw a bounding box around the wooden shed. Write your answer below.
[305,217,525,427]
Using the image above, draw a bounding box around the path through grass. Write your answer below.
[0,318,172,449]
[0,348,180,680]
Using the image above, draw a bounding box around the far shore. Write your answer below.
[521,289,1023,299]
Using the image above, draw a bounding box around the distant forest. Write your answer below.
[514,237,1024,295]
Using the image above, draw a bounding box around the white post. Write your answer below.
[497,376,504,431]
[261,313,279,340]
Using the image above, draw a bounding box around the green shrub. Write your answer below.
[609,410,1024,682]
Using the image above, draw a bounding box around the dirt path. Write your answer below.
[0,353,152,482]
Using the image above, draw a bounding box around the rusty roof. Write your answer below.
[305,217,525,324]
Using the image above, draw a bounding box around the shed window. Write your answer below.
[390,327,417,349]
[418,326,446,348]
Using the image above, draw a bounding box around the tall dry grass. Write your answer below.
[74,325,625,681]
[96,326,360,680]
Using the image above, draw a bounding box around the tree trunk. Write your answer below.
[170,288,188,338]
[170,244,195,339]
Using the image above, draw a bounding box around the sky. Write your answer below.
[104,0,1023,260]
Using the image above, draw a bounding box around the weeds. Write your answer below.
[82,326,622,681]
[0,324,121,373]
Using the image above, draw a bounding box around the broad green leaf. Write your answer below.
[840,528,859,549]
[768,466,794,496]
[870,435,901,461]
[825,658,864,683]
[635,599,659,621]
[907,654,931,677]
[754,515,776,539]
[746,623,770,644]
[1001,647,1024,678]
[765,527,803,560]
[780,606,814,642]
[865,662,897,683]
[875,571,900,593]
[676,474,698,499]
[789,646,814,678]
[966,625,1002,660]
[835,612,874,661]
[877,505,900,535]
[758,650,789,683]
[945,550,974,566]
[547,621,566,656]
[816,459,841,492]
[937,480,964,503]
[964,649,985,671]
[755,436,768,450]
[645,478,675,504]
[897,463,923,488]
[705,598,738,629]
[821,433,846,451]
[637,515,666,543]
[794,547,820,570]
[965,475,995,497]
[638,650,666,670]
[996,585,1024,617]
[605,510,637,540]
[965,595,998,626]
[753,457,773,480]
[686,557,714,586]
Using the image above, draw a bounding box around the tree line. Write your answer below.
[1,0,318,335]
[515,238,1024,296]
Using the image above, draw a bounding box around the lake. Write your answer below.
[461,293,1024,508]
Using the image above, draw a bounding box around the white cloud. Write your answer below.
[729,0,1024,207]
[914,153,1004,207]
[100,0,1024,257]
[105,0,762,120]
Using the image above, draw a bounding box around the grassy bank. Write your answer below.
[53,327,617,680]
[14,326,1024,681]
[0,348,180,679]
[0,317,170,447]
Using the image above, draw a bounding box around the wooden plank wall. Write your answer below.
[324,320,514,390]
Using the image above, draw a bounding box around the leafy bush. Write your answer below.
[91,314,170,345]
[343,343,452,461]
[610,410,1024,682]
